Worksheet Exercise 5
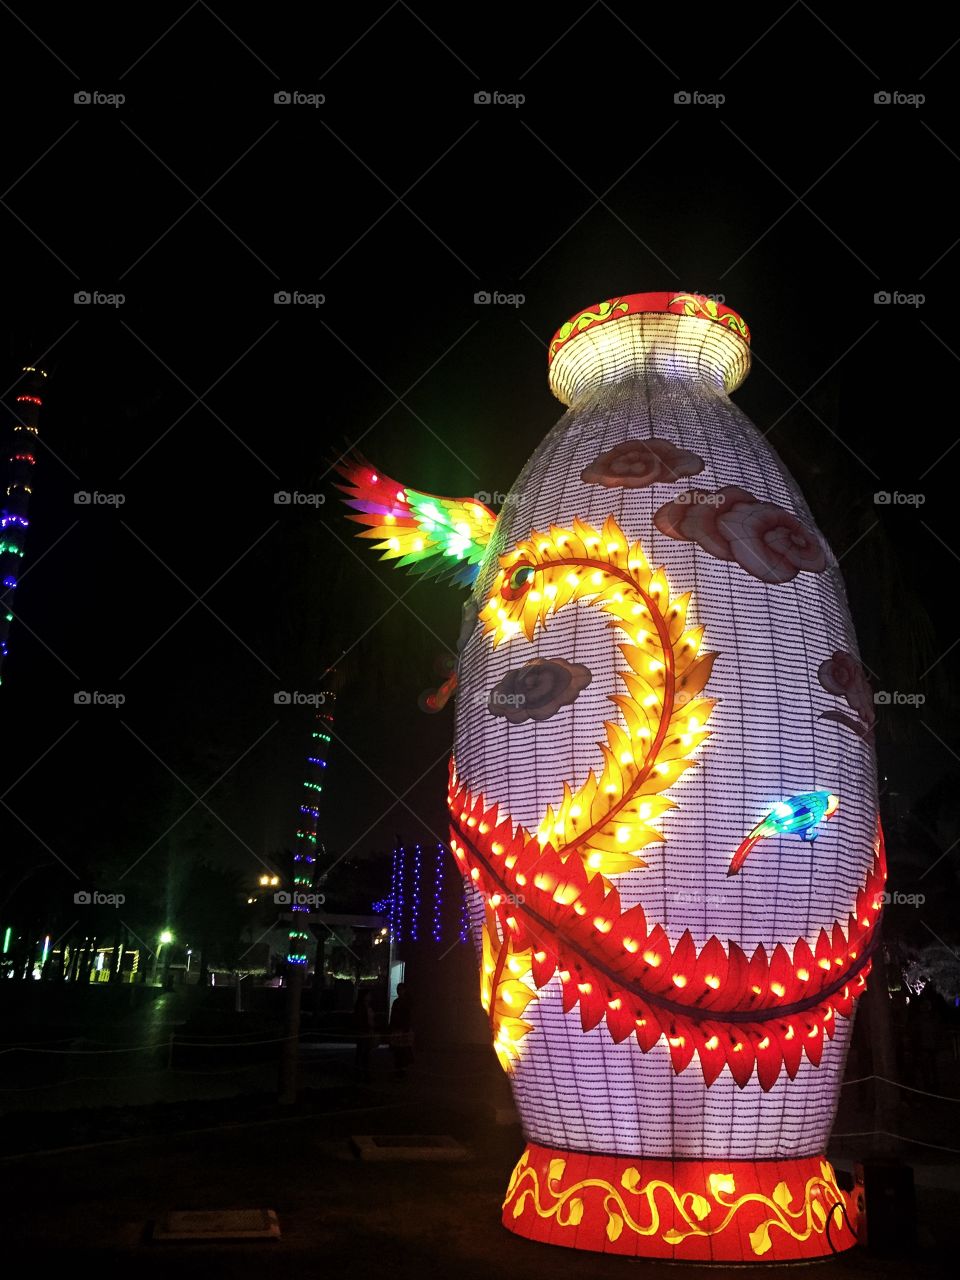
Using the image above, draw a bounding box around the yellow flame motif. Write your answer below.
[480,904,537,1072]
[480,516,717,878]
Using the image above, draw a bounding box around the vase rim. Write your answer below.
[547,292,751,367]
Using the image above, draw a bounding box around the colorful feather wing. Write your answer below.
[336,456,497,587]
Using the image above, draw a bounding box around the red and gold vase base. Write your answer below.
[503,1142,856,1263]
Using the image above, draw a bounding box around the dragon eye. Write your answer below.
[502,563,534,600]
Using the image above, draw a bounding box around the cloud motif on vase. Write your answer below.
[581,439,704,489]
[655,487,826,583]
[487,657,592,724]
[818,650,876,737]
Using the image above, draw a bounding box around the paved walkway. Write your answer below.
[1,1091,953,1276]
[0,1048,954,1276]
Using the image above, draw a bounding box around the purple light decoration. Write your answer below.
[432,841,444,943]
[396,844,406,944]
[411,843,422,941]
[389,846,398,942]
[458,881,468,945]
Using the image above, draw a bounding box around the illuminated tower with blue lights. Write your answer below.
[0,368,45,687]
[287,689,336,966]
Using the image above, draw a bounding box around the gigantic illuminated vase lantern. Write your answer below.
[339,292,884,1262]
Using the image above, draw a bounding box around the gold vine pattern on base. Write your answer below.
[503,1151,847,1256]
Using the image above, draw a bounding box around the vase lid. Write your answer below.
[548,292,750,363]
[548,292,751,403]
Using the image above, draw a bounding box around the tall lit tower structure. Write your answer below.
[278,683,339,1103]
[287,688,336,966]
[0,367,46,687]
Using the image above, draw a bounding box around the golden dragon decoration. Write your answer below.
[456,516,884,1086]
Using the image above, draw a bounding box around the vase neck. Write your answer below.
[548,309,750,406]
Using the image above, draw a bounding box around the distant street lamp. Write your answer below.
[153,929,174,983]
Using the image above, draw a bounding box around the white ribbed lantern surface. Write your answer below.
[446,293,883,1262]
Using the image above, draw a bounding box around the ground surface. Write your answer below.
[1,1043,955,1276]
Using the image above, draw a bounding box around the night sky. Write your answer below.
[2,5,957,930]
